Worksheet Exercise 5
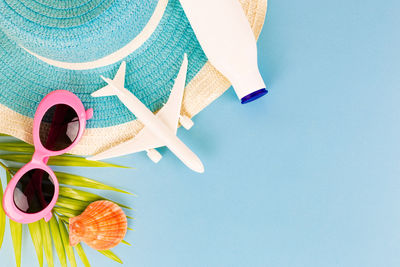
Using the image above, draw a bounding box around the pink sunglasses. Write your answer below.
[2,90,93,224]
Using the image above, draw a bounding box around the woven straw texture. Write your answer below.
[0,0,267,155]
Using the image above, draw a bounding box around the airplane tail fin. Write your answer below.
[91,79,116,97]
[91,61,127,97]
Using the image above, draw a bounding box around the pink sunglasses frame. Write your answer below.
[2,90,93,224]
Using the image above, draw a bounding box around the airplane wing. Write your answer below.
[88,125,165,161]
[155,54,188,134]
[88,55,188,161]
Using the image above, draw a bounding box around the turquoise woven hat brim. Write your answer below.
[0,0,159,62]
[0,0,267,155]
[0,0,207,128]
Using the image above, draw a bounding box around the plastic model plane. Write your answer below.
[88,55,205,173]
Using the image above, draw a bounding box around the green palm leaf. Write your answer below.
[28,221,43,267]
[57,215,70,225]
[9,220,22,267]
[48,156,128,168]
[0,136,133,266]
[49,217,68,267]
[58,187,131,210]
[53,207,81,218]
[40,219,54,267]
[0,141,34,153]
[98,250,123,264]
[121,240,132,246]
[75,243,91,267]
[7,171,22,267]
[0,154,127,168]
[56,196,90,211]
[54,171,133,195]
[7,168,134,196]
[0,177,5,249]
[58,220,77,267]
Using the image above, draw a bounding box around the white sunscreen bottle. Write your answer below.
[179,0,267,104]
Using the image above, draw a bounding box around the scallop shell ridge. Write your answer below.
[69,200,128,250]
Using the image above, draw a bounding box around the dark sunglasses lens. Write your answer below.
[13,169,55,214]
[39,104,79,151]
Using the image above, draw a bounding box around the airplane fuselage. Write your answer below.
[113,84,204,173]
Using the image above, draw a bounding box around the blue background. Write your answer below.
[2,0,400,266]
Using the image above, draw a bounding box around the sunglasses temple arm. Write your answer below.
[42,156,50,165]
[44,212,53,222]
[86,108,94,120]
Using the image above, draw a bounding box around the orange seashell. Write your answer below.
[69,200,127,250]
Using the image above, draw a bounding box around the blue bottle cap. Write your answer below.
[241,88,268,104]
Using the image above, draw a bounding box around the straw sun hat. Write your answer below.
[0,0,268,155]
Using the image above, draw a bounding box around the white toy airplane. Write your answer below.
[88,55,205,173]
